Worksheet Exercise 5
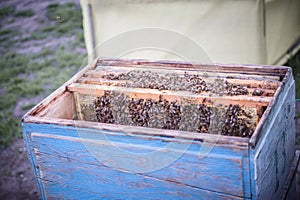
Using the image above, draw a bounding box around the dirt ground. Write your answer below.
[0,138,38,200]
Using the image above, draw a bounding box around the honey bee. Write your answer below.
[56,15,62,22]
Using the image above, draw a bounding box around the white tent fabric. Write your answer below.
[265,0,300,64]
[80,0,300,65]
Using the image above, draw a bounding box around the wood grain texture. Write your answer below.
[22,122,252,199]
[23,116,250,149]
[249,69,293,147]
[68,83,272,107]
[87,67,280,89]
[77,77,276,96]
[91,66,281,81]
[250,72,295,200]
[22,124,47,199]
[37,91,74,119]
[96,58,289,75]
[35,153,245,200]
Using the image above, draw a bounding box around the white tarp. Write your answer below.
[80,0,300,65]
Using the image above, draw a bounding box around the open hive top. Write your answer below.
[63,58,289,139]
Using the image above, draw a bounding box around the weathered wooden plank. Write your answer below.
[68,83,272,107]
[90,66,281,81]
[96,58,289,76]
[30,129,248,160]
[90,66,281,89]
[37,91,74,119]
[77,76,277,95]
[250,69,293,147]
[23,118,250,149]
[249,72,295,199]
[34,151,245,200]
[22,124,46,199]
[29,127,251,198]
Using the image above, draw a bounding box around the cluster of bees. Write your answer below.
[93,91,254,137]
[101,72,125,80]
[94,91,115,123]
[102,70,254,96]
[123,95,182,130]
[94,70,259,137]
[221,104,254,137]
[128,98,153,127]
[163,99,182,130]
[197,103,212,133]
[209,78,248,96]
[102,71,209,94]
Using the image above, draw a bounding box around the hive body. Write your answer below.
[22,58,296,199]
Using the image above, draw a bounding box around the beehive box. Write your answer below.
[22,58,296,199]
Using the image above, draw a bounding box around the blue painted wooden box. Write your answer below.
[22,58,296,199]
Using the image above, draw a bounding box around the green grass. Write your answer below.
[43,2,83,37]
[0,6,16,17]
[21,103,37,111]
[15,9,35,17]
[0,52,28,83]
[0,21,20,53]
[0,111,21,149]
[26,2,83,42]
[0,6,35,18]
[30,32,48,40]
[0,2,87,148]
[0,28,19,43]
[0,28,16,35]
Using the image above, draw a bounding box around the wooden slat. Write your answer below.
[92,66,281,81]
[85,69,280,89]
[38,92,74,119]
[78,77,127,85]
[23,115,250,148]
[249,72,295,199]
[32,132,248,198]
[67,83,272,107]
[73,92,83,121]
[77,77,277,96]
[96,58,289,76]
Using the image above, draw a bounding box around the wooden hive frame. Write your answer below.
[24,57,292,150]
[66,58,282,138]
